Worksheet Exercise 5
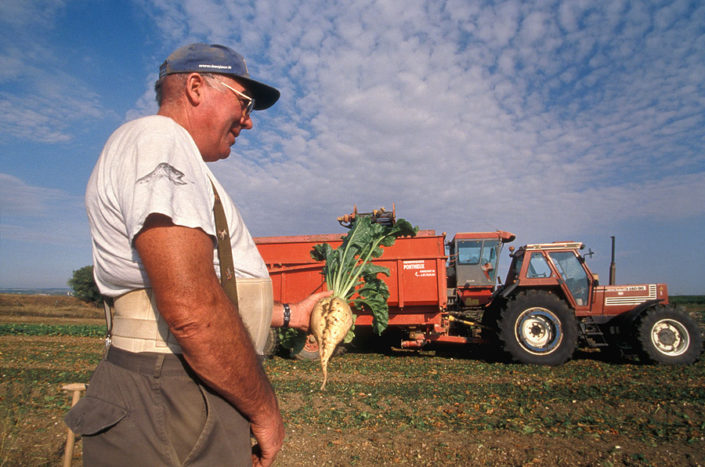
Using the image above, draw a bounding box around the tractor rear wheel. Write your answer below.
[635,306,703,365]
[498,290,578,365]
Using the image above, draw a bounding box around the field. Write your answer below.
[1,294,705,466]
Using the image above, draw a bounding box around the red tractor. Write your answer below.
[482,241,703,365]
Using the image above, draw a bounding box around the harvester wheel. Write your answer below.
[635,305,703,365]
[291,334,346,360]
[292,334,320,361]
[498,290,578,365]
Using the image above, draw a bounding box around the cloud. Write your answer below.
[137,0,704,245]
[125,74,160,122]
[0,0,106,144]
[0,83,104,144]
[0,173,71,215]
[0,173,87,245]
[0,0,65,32]
[0,0,700,291]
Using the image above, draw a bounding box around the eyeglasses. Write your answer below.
[216,80,255,115]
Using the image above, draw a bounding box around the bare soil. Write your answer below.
[276,428,704,466]
[1,295,704,466]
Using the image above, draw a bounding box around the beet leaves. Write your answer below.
[311,216,417,336]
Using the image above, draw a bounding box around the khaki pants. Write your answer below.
[65,347,251,466]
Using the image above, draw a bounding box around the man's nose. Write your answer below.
[240,113,253,129]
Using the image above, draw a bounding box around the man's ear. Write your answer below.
[184,73,207,105]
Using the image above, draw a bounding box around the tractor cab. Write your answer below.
[504,242,595,309]
[447,231,515,306]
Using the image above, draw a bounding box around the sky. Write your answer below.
[0,0,703,294]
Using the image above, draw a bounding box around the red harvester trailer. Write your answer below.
[255,228,516,358]
[256,230,447,331]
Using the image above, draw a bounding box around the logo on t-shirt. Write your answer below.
[137,163,188,186]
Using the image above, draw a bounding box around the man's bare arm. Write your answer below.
[134,213,283,466]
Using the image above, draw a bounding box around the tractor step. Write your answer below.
[579,318,609,348]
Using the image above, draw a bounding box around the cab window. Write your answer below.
[526,253,552,278]
[549,251,589,306]
[480,241,497,267]
[457,240,481,264]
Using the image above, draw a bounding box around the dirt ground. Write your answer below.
[13,410,705,466]
[275,428,705,466]
[53,427,702,466]
[2,294,705,466]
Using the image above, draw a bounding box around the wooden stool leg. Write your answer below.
[62,383,86,467]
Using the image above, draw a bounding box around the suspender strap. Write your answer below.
[210,180,239,308]
[104,300,113,349]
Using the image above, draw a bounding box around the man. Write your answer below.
[65,43,329,466]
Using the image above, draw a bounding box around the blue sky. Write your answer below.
[0,0,703,294]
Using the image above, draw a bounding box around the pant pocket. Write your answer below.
[64,395,127,436]
[182,385,252,466]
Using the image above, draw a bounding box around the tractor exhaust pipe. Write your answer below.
[609,236,616,285]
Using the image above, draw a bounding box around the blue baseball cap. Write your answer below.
[159,43,280,110]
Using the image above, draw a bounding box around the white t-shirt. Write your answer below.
[86,115,269,297]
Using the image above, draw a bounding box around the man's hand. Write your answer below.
[285,290,334,331]
[250,408,285,467]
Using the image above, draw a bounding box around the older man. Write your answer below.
[66,44,328,466]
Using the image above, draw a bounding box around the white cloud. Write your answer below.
[0,173,67,216]
[125,74,160,122]
[0,1,106,144]
[0,0,65,31]
[126,0,705,291]
[0,173,87,245]
[0,80,104,143]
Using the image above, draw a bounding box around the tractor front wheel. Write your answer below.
[635,306,703,365]
[498,290,578,365]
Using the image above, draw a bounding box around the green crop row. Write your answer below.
[671,295,705,306]
[0,323,105,337]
